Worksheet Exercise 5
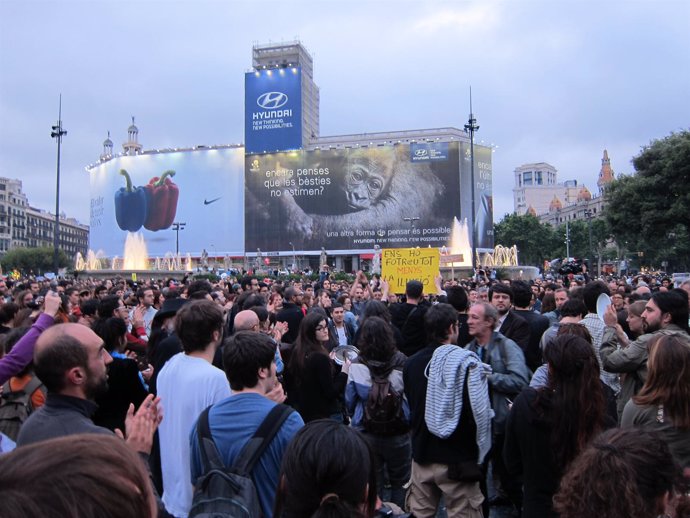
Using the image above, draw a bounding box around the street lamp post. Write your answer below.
[172,222,186,256]
[50,95,67,275]
[584,209,594,277]
[403,216,420,229]
[464,89,479,273]
[289,241,297,272]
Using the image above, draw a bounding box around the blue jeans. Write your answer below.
[361,431,412,509]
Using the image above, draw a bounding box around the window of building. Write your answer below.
[535,171,543,185]
[523,172,532,186]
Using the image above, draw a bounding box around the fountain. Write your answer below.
[442,217,540,280]
[74,231,192,280]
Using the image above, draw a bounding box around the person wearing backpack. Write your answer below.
[189,331,303,518]
[345,316,410,509]
[0,327,47,441]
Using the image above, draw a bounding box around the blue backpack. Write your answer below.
[189,403,293,518]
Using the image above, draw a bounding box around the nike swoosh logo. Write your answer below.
[204,197,222,205]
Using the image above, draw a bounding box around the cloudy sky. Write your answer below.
[1,0,688,226]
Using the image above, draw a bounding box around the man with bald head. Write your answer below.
[233,309,287,401]
[17,324,159,454]
[17,324,114,446]
[233,309,260,332]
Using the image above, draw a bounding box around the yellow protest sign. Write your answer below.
[381,248,440,293]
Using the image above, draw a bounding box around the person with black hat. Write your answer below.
[147,297,189,396]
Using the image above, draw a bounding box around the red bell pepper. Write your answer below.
[143,170,179,231]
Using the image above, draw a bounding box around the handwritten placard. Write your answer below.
[382,248,439,292]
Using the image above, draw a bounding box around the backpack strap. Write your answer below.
[196,405,226,474]
[1,377,43,405]
[23,376,44,398]
[232,404,293,475]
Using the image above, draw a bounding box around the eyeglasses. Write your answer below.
[315,325,328,331]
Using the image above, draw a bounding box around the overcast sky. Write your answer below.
[1,0,688,227]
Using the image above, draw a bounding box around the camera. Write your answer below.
[558,258,583,275]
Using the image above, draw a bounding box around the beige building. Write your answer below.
[25,207,89,258]
[0,178,29,253]
[0,177,89,258]
[538,150,615,227]
[513,162,584,216]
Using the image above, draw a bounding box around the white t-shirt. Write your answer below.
[335,325,348,346]
[157,352,231,517]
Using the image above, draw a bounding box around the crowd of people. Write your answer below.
[0,269,689,518]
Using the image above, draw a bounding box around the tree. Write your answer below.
[556,217,612,267]
[494,213,559,267]
[0,247,71,274]
[605,130,690,271]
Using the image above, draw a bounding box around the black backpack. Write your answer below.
[362,372,408,437]
[0,376,45,441]
[189,403,293,518]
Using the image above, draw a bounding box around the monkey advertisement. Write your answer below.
[244,143,464,252]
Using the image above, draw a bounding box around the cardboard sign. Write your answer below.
[381,248,439,292]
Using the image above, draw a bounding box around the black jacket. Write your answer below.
[276,302,304,344]
[390,302,430,357]
[403,343,478,465]
[513,309,550,371]
[498,311,531,353]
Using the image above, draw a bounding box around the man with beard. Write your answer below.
[601,290,690,418]
[16,323,160,450]
[489,284,530,353]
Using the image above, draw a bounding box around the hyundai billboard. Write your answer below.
[245,67,302,154]
[245,143,465,252]
[88,147,245,257]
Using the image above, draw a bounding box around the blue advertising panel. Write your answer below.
[245,67,302,153]
[88,147,245,257]
[410,142,449,162]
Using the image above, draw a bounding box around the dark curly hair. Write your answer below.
[553,428,688,518]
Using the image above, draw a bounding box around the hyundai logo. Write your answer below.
[414,149,428,157]
[257,92,288,110]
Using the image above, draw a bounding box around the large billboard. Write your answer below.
[463,143,494,250]
[244,143,462,252]
[89,148,245,257]
[245,67,302,154]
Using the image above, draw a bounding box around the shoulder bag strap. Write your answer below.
[402,306,419,332]
[232,403,293,475]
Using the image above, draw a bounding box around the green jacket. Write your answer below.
[601,323,688,419]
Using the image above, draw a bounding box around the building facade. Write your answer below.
[513,162,583,216]
[538,150,614,227]
[0,177,89,258]
[89,40,493,272]
[0,178,29,254]
[25,207,89,258]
